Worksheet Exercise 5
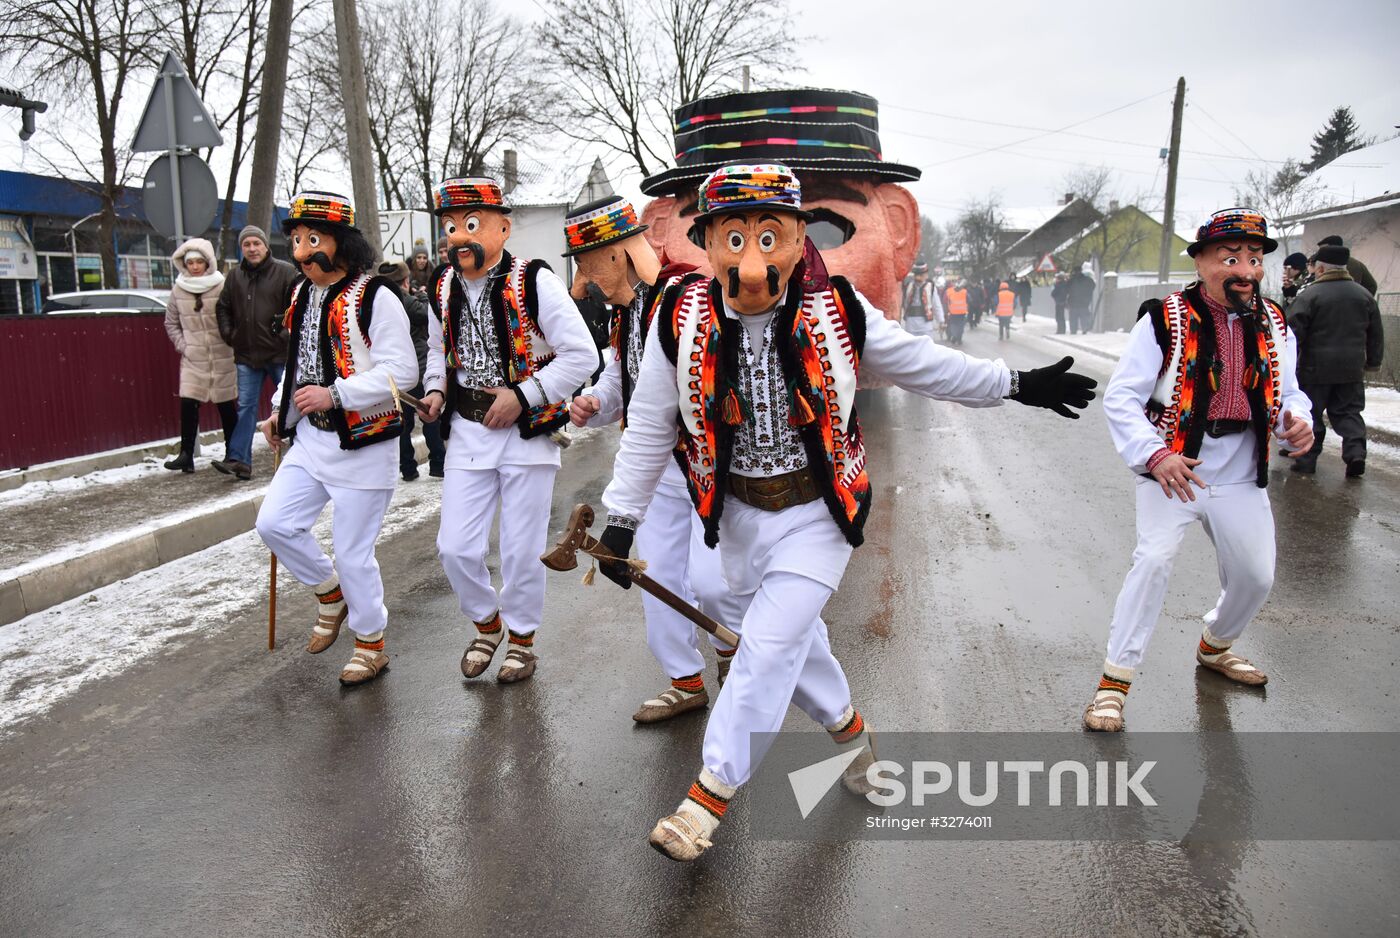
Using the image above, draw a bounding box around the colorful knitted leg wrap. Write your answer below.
[474,612,503,636]
[507,629,534,648]
[671,672,705,695]
[1198,627,1232,661]
[354,630,385,652]
[827,707,866,745]
[684,769,735,820]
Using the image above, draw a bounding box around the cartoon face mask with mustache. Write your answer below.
[569,233,662,307]
[703,210,807,316]
[441,207,511,276]
[1195,241,1266,312]
[289,223,339,281]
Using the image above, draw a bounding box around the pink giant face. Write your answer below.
[641,176,920,317]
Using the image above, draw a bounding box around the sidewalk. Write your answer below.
[1025,313,1400,449]
[2,434,432,626]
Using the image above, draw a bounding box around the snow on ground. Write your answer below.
[2,484,271,581]
[0,471,443,738]
[0,455,180,510]
[1365,387,1400,440]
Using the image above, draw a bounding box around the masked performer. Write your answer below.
[598,164,1098,860]
[564,196,746,722]
[255,191,418,685]
[1084,209,1313,732]
[420,178,598,684]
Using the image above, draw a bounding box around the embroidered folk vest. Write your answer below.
[657,274,871,548]
[1145,285,1287,487]
[278,273,402,450]
[430,250,568,438]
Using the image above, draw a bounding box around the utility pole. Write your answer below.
[246,0,293,235]
[1157,76,1185,284]
[331,0,381,252]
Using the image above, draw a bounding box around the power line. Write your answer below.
[922,88,1173,167]
[1189,98,1268,162]
[882,98,1295,165]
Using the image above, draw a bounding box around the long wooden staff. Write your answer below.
[268,443,281,650]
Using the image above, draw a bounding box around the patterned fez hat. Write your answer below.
[695,163,809,221]
[641,87,921,197]
[1187,207,1278,257]
[563,196,648,256]
[433,177,511,216]
[282,190,357,234]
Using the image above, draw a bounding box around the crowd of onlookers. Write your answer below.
[897,260,1098,347]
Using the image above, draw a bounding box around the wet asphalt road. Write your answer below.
[2,318,1398,937]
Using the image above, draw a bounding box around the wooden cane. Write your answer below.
[268,443,280,650]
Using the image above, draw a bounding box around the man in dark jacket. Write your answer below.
[1316,235,1378,296]
[1288,242,1385,477]
[379,260,445,480]
[1014,276,1033,322]
[1066,263,1095,334]
[214,225,298,480]
[1281,251,1310,313]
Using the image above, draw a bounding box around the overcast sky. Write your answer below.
[2,0,1396,237]
[790,0,1400,230]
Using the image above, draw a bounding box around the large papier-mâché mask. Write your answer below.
[703,210,807,316]
[569,233,662,306]
[441,207,511,276]
[1195,240,1265,310]
[644,177,918,315]
[289,223,340,280]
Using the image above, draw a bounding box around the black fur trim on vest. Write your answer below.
[278,273,396,451]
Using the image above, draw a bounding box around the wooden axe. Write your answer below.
[541,503,741,648]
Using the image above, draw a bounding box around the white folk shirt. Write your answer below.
[1103,311,1311,487]
[583,287,690,496]
[602,288,1012,527]
[423,262,599,470]
[271,285,419,490]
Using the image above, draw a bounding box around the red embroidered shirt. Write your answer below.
[1146,291,1253,474]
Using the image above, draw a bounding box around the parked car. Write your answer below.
[41,289,170,315]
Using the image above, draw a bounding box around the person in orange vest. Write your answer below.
[944,278,969,346]
[995,279,1016,340]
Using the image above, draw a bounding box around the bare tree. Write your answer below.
[1,0,159,287]
[1059,165,1156,274]
[542,0,797,179]
[950,195,1004,279]
[918,215,945,268]
[655,0,797,108]
[1234,159,1326,256]
[359,0,410,210]
[277,46,343,201]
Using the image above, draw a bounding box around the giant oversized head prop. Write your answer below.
[639,89,922,316]
[1186,208,1278,311]
[563,195,661,307]
[433,177,512,277]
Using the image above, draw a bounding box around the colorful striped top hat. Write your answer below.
[641,87,921,197]
[1187,207,1278,256]
[433,177,511,216]
[563,196,649,256]
[695,164,809,221]
[281,190,357,234]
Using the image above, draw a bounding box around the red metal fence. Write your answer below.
[0,313,269,470]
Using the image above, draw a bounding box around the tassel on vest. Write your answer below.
[721,387,749,426]
[788,383,816,427]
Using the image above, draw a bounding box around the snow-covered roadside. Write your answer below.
[0,473,443,738]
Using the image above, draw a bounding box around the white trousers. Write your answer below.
[635,485,745,680]
[703,504,855,790]
[255,464,394,638]
[1105,480,1276,670]
[437,464,557,636]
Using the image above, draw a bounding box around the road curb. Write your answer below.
[0,436,428,627]
[0,430,224,494]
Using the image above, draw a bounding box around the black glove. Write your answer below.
[1010,356,1098,419]
[596,520,635,590]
